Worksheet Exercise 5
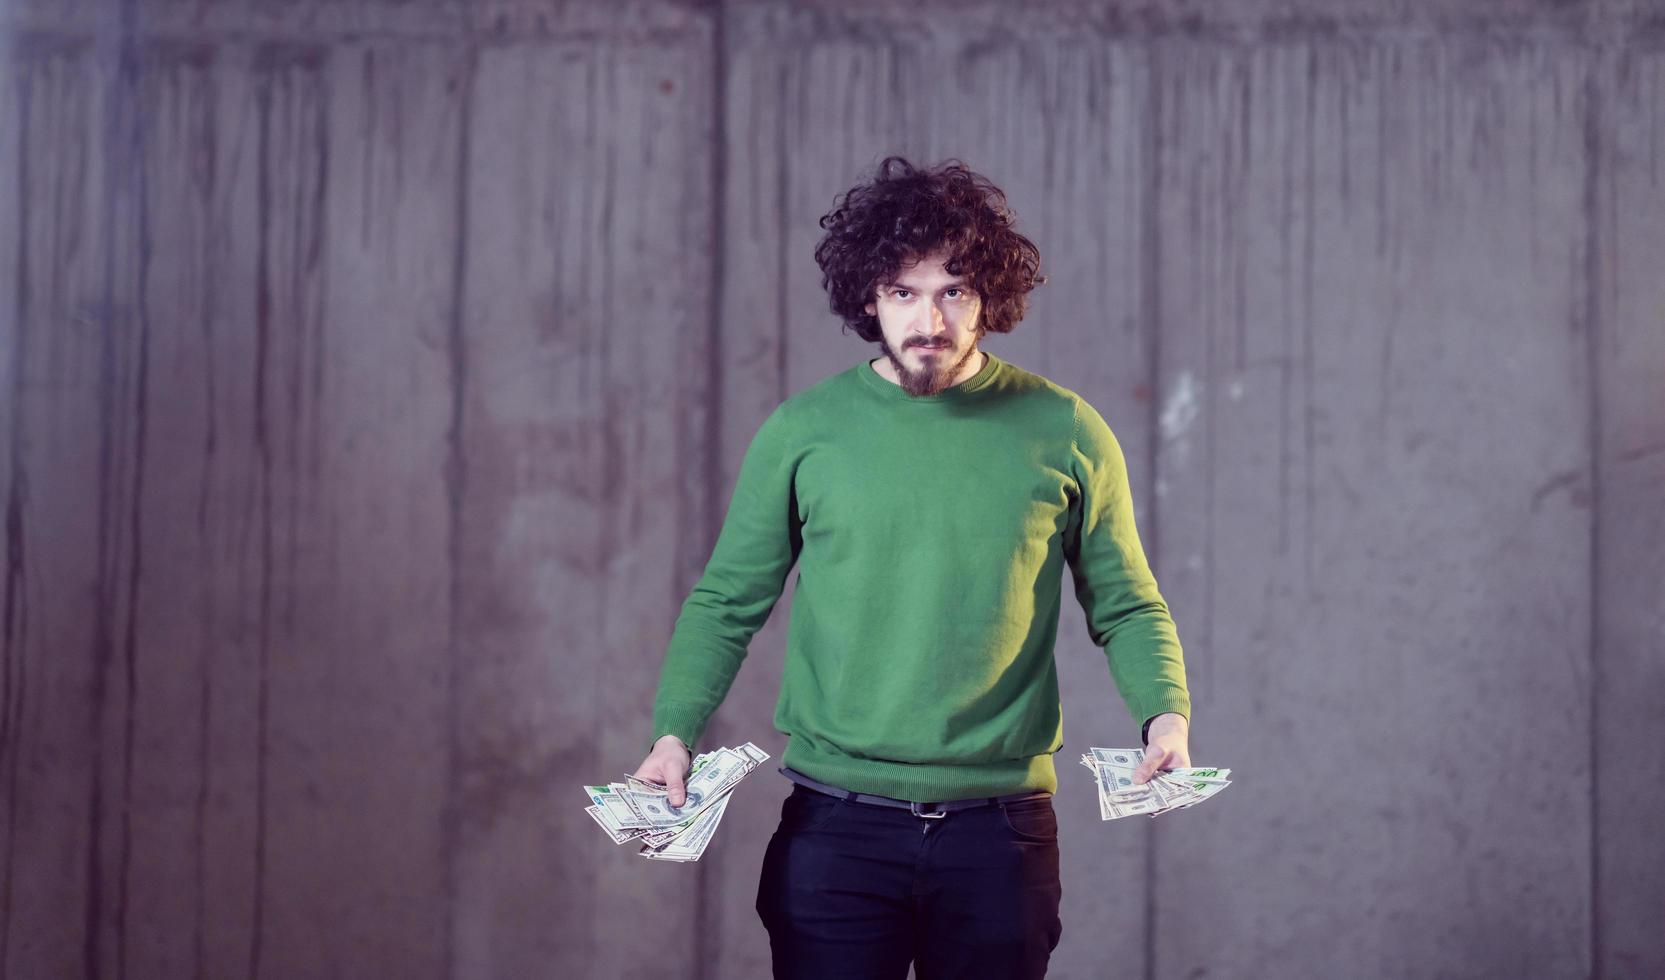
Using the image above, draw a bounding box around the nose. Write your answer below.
[916,303,948,340]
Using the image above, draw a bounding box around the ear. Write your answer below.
[864,301,876,316]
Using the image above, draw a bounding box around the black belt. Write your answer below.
[780,767,1051,819]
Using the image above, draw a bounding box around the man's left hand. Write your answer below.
[1133,712,1191,784]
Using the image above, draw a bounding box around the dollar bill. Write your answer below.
[1082,746,1232,820]
[641,794,732,862]
[586,805,646,845]
[585,785,652,829]
[627,746,757,828]
[583,742,769,862]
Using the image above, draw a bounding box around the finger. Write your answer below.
[666,772,686,808]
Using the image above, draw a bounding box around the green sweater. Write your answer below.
[651,351,1190,801]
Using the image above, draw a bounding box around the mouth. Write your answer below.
[913,343,948,352]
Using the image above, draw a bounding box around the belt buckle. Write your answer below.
[910,801,948,819]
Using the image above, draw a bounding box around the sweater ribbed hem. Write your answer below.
[782,738,1057,802]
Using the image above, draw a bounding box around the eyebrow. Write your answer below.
[886,280,971,292]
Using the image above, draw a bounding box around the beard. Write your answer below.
[877,336,982,397]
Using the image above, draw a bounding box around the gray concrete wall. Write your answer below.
[0,1,1660,978]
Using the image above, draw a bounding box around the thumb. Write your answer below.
[665,767,687,808]
[1134,748,1168,783]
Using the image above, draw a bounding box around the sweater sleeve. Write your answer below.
[650,403,803,752]
[1063,397,1191,729]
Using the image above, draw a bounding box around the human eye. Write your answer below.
[891,289,912,300]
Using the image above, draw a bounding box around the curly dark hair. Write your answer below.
[813,156,1046,343]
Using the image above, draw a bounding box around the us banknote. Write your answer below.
[584,742,768,862]
[1082,746,1231,819]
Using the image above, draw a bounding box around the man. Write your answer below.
[634,156,1191,979]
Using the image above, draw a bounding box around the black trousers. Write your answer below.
[755,784,1063,979]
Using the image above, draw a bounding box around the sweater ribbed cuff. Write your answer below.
[650,703,710,756]
[1133,690,1192,740]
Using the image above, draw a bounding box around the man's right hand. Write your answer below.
[633,734,692,807]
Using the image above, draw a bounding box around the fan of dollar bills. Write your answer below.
[584,742,769,862]
[1082,746,1231,819]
